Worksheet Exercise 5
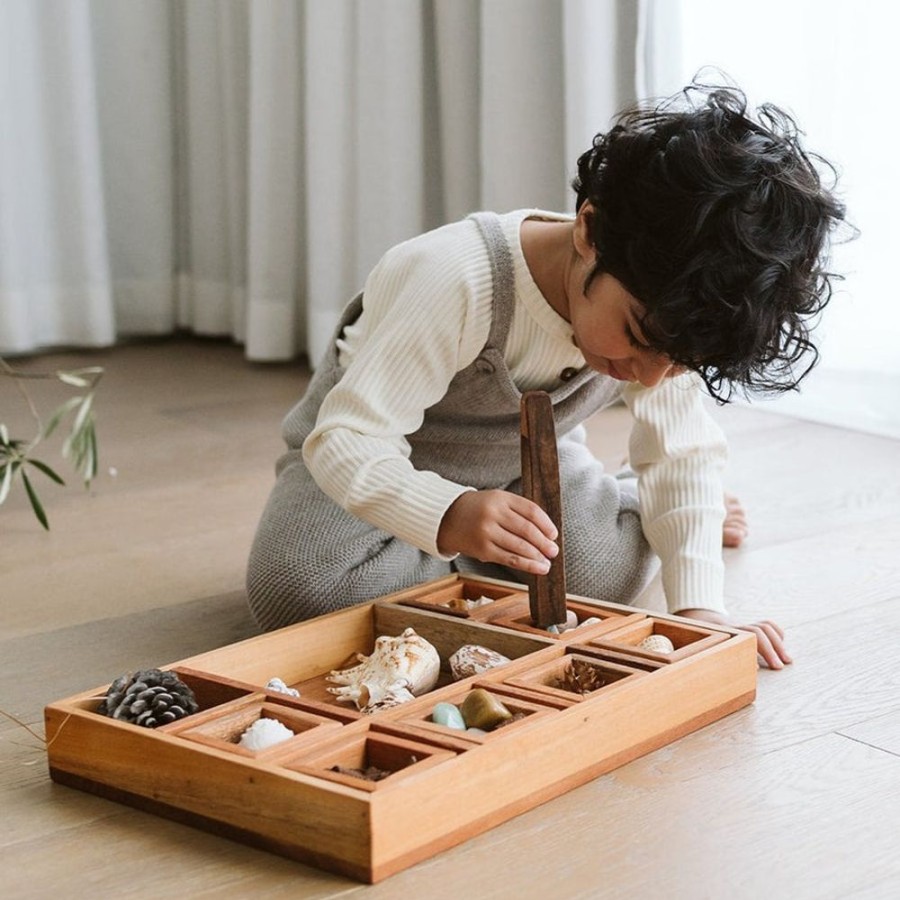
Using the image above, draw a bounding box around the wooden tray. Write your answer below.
[44,574,757,883]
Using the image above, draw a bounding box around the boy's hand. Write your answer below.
[438,489,559,576]
[676,608,792,670]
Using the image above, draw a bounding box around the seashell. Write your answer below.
[358,684,417,714]
[577,616,603,628]
[238,717,294,751]
[638,634,675,654]
[460,689,512,730]
[265,677,300,698]
[447,595,495,613]
[326,627,440,711]
[449,645,511,681]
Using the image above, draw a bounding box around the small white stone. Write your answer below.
[238,717,295,751]
[638,634,675,654]
[577,616,604,628]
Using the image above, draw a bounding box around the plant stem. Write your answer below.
[0,356,43,445]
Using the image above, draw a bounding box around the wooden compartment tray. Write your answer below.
[44,574,757,883]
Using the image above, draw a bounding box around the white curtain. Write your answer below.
[638,0,900,436]
[0,0,638,364]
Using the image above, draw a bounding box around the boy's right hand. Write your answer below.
[437,489,559,575]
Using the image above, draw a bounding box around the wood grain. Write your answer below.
[520,391,567,627]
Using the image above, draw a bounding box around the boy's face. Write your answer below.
[569,273,681,387]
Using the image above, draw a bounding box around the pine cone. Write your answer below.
[556,658,607,695]
[97,668,199,728]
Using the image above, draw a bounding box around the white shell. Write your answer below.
[326,627,440,713]
[238,717,294,751]
[577,616,604,628]
[447,595,495,612]
[449,645,511,681]
[638,634,675,654]
[265,677,300,697]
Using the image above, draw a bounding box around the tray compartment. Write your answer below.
[397,578,529,622]
[491,602,645,641]
[281,727,457,792]
[394,683,556,744]
[169,696,343,757]
[66,667,257,726]
[500,651,646,705]
[585,616,729,663]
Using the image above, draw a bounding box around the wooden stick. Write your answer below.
[520,391,567,628]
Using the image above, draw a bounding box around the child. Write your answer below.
[247,83,845,669]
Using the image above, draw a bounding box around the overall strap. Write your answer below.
[469,212,516,354]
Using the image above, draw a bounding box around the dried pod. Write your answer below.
[556,659,607,695]
[97,668,199,728]
[449,644,511,681]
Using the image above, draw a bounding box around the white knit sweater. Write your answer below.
[303,210,728,614]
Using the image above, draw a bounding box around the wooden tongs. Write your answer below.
[520,391,567,628]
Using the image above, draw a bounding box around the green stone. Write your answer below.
[432,702,466,730]
[460,689,512,730]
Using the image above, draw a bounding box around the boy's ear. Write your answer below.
[573,201,597,264]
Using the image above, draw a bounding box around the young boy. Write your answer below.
[247,84,845,669]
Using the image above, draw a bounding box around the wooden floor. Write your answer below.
[2,337,899,899]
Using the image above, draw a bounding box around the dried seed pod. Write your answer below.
[556,659,607,695]
[97,668,199,728]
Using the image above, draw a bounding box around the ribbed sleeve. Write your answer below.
[625,375,729,614]
[303,210,587,558]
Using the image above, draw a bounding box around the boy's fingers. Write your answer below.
[748,622,792,669]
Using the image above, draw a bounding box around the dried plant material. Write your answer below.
[329,764,392,782]
[554,659,607,695]
[97,669,199,728]
[491,711,527,730]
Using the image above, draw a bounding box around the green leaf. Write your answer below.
[87,422,98,481]
[44,396,83,438]
[21,470,49,530]
[56,372,90,388]
[71,393,94,435]
[28,458,66,485]
[0,461,14,505]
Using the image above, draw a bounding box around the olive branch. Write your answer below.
[0,356,103,529]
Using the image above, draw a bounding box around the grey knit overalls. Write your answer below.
[246,213,656,630]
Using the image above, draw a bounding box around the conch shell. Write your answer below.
[326,627,440,714]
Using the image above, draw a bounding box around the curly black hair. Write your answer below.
[572,81,848,401]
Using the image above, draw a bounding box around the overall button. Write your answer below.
[475,358,495,374]
[559,367,579,381]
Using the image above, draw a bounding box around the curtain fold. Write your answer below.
[0,0,638,363]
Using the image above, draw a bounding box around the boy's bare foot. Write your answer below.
[723,493,748,547]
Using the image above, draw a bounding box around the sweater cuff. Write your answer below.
[662,557,728,616]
